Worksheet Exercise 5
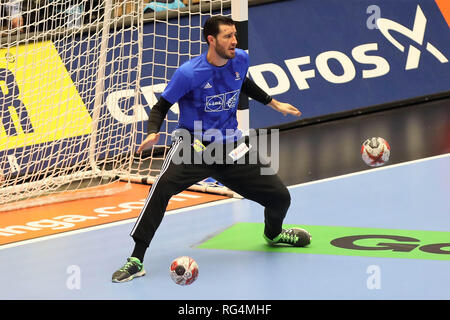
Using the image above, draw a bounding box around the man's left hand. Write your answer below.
[268,99,302,117]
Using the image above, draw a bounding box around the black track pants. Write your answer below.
[130,136,291,247]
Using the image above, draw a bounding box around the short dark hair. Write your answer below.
[203,16,235,45]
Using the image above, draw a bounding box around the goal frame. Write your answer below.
[0,0,249,212]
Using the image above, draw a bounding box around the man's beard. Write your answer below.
[215,44,235,60]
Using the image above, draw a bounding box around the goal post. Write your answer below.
[232,0,250,133]
[0,0,248,212]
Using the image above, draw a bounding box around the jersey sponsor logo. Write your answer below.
[205,94,225,112]
[225,90,239,110]
[0,41,91,151]
[205,89,239,112]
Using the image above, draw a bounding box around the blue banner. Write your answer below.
[247,0,450,128]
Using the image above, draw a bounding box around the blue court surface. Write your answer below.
[0,154,449,300]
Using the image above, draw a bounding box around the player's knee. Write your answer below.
[279,187,291,210]
[268,186,290,212]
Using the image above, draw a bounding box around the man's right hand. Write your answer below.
[137,133,160,154]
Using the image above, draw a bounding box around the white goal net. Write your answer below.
[0,0,234,212]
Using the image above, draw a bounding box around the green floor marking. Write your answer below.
[197,223,450,261]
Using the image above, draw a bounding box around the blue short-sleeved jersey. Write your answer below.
[161,48,249,143]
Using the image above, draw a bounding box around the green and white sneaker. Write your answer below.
[112,257,146,283]
[264,228,311,247]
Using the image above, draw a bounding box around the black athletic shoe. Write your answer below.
[264,228,311,247]
[112,257,146,283]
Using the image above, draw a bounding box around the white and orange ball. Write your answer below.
[361,137,390,167]
[169,256,199,286]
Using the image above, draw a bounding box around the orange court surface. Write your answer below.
[0,182,227,246]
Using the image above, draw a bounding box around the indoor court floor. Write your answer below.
[0,97,449,300]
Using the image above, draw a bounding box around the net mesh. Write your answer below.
[0,0,233,212]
